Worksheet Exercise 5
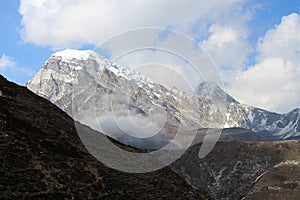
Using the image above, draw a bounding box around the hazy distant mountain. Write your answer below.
[27,49,299,142]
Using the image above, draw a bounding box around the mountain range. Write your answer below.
[26,49,300,146]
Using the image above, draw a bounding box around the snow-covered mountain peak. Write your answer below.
[27,49,300,140]
[51,49,152,83]
[52,49,104,62]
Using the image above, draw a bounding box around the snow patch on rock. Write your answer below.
[52,49,103,62]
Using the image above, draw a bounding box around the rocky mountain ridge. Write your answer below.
[27,49,300,142]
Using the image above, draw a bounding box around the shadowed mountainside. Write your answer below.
[1,74,300,200]
[0,75,208,200]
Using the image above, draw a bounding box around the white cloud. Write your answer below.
[19,0,248,49]
[257,13,300,64]
[0,54,15,70]
[201,23,252,72]
[230,58,300,113]
[0,54,36,84]
[229,13,300,113]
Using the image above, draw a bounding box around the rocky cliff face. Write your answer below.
[27,49,299,142]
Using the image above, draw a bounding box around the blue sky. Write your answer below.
[0,0,49,83]
[0,0,299,113]
[245,0,300,66]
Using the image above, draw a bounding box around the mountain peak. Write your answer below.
[52,49,104,62]
[27,51,299,139]
[195,82,238,103]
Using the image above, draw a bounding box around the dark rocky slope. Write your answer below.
[0,75,208,200]
[171,140,300,199]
